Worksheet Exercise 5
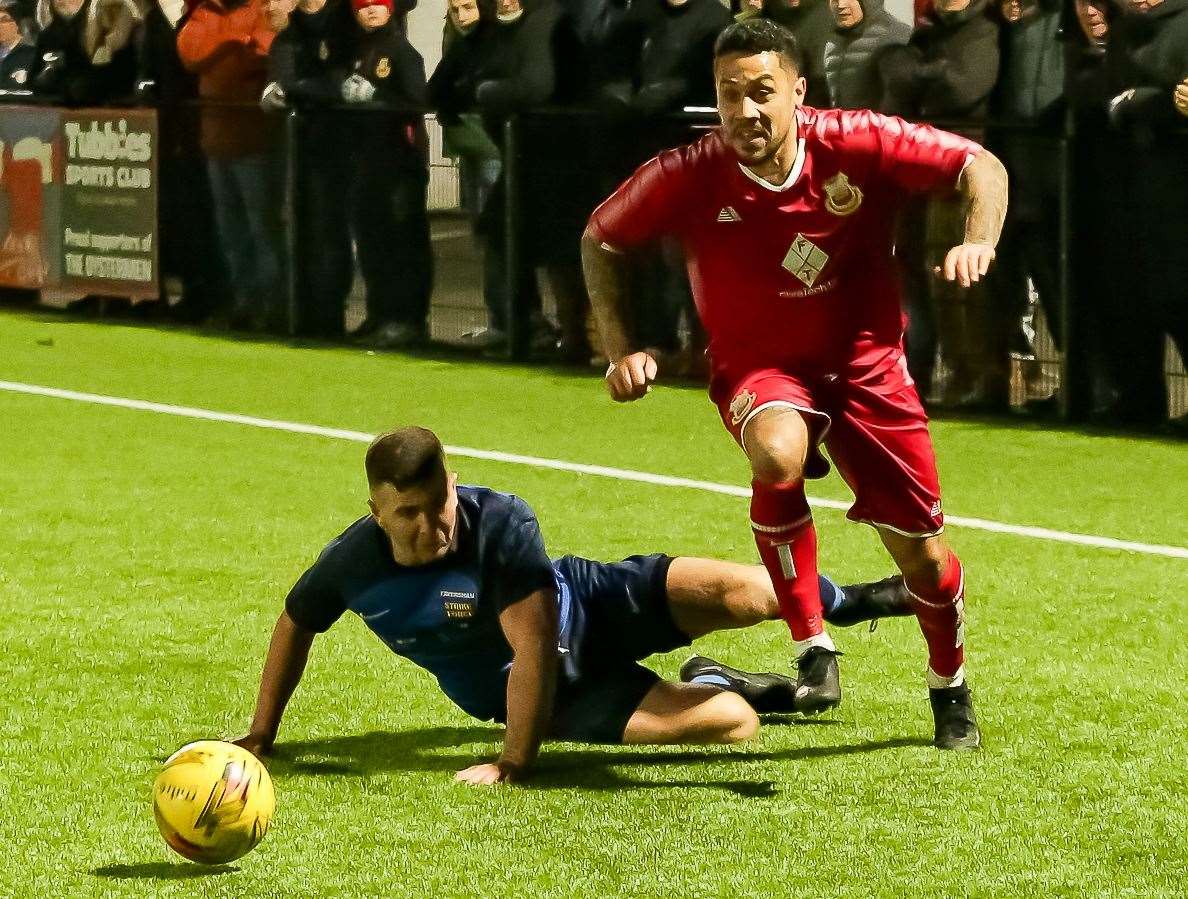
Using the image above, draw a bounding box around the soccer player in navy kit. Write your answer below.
[234,426,909,784]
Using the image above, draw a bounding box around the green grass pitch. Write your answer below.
[1,310,1185,897]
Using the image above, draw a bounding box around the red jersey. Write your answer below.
[588,106,981,381]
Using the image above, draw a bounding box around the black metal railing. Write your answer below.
[3,97,1184,427]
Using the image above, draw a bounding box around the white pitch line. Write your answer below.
[2,379,1185,560]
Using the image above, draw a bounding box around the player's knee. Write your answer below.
[745,411,808,484]
[748,436,805,485]
[733,576,781,623]
[709,692,760,743]
[897,541,950,593]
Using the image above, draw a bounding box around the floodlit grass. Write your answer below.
[1,311,1185,897]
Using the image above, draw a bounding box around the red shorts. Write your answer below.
[711,355,944,536]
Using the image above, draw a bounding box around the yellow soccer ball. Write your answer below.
[152,740,275,864]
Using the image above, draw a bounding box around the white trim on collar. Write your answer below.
[738,136,807,192]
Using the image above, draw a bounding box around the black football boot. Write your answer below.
[679,655,799,713]
[929,683,981,750]
[794,646,842,714]
[829,575,915,629]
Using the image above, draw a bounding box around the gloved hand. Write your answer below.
[342,73,377,103]
[260,81,287,111]
[134,78,158,103]
[1107,88,1136,128]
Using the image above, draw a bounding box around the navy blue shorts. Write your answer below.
[548,554,692,743]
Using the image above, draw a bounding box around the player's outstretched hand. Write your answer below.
[231,733,274,759]
[939,243,995,288]
[605,351,658,402]
[454,761,521,786]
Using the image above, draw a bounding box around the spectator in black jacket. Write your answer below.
[0,1,36,92]
[987,0,1064,410]
[134,0,226,323]
[1100,0,1188,424]
[431,0,499,208]
[1063,0,1130,418]
[430,0,494,118]
[881,0,1002,408]
[822,0,910,109]
[764,0,833,104]
[0,1,37,304]
[592,0,728,363]
[434,0,584,356]
[597,0,730,114]
[339,0,433,348]
[265,0,356,337]
[34,0,140,105]
[880,0,999,117]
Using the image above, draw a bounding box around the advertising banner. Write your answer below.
[0,105,157,297]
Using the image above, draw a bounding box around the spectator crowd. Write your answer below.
[0,0,1184,424]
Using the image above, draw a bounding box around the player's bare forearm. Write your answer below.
[239,610,315,753]
[940,150,1008,287]
[581,228,660,401]
[494,588,558,780]
[958,150,1008,248]
[581,227,634,364]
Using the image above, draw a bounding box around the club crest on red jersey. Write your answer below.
[729,389,757,426]
[824,172,863,216]
[782,234,829,288]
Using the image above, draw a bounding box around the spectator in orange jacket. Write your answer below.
[178,0,287,330]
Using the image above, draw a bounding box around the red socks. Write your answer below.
[750,479,823,642]
[907,550,966,684]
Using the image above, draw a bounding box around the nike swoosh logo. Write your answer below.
[360,609,390,621]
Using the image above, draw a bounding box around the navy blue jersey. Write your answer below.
[285,486,559,721]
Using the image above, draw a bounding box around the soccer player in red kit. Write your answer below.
[581,18,1008,750]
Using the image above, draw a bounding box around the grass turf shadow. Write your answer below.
[90,862,239,880]
[269,726,930,795]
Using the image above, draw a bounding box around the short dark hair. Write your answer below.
[365,426,447,491]
[713,18,803,74]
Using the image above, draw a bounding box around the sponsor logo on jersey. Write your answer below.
[782,234,829,288]
[717,206,741,222]
[729,388,756,426]
[375,57,391,79]
[823,172,863,216]
[443,590,476,619]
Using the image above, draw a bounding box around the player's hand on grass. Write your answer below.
[454,761,522,786]
[939,243,995,288]
[232,733,274,759]
[605,352,658,402]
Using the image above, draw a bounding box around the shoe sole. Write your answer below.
[935,734,981,751]
[797,695,841,715]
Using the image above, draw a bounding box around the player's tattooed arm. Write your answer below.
[456,587,559,786]
[581,228,659,402]
[233,610,317,758]
[959,150,1008,248]
[944,150,1009,288]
